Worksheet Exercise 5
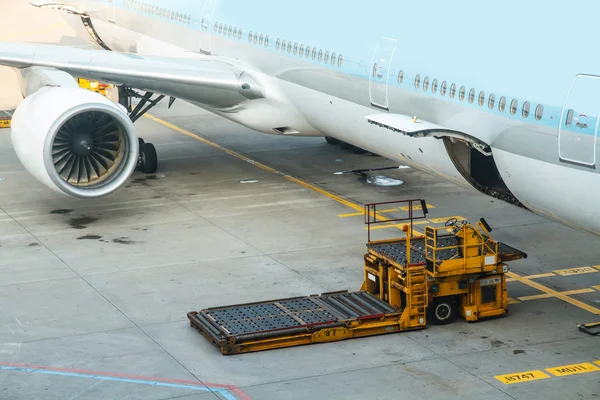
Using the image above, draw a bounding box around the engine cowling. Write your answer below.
[11,86,138,199]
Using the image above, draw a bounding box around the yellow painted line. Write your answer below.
[595,266,600,271]
[507,271,600,315]
[339,208,399,218]
[517,288,595,302]
[146,114,368,213]
[593,286,600,291]
[399,204,435,211]
[526,273,556,279]
[546,362,600,377]
[554,266,598,276]
[595,361,600,366]
[517,293,553,301]
[507,297,520,304]
[494,370,550,385]
[427,216,466,224]
[506,278,516,282]
[561,288,596,295]
[0,22,66,40]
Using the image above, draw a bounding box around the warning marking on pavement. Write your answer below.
[494,370,550,384]
[554,267,598,276]
[546,362,600,377]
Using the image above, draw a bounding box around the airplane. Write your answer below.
[1,0,599,237]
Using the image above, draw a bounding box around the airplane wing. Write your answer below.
[0,41,265,108]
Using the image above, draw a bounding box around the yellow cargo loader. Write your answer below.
[188,199,527,355]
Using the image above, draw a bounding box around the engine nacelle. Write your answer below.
[11,86,138,199]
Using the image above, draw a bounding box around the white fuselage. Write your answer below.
[56,0,600,236]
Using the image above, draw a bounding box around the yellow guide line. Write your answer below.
[507,271,600,315]
[146,114,427,236]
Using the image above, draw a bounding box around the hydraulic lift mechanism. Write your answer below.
[188,199,527,355]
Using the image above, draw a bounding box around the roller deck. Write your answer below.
[188,291,410,355]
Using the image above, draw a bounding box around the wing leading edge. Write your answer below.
[0,41,265,107]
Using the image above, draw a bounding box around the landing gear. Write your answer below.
[118,86,176,174]
[325,136,368,154]
[138,142,158,174]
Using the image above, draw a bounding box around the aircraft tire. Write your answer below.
[140,142,158,174]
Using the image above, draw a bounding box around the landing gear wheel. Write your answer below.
[325,136,341,145]
[429,298,455,325]
[139,142,158,174]
[340,141,368,154]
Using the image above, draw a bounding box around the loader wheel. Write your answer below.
[430,298,455,325]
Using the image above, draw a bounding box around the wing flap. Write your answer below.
[0,41,265,104]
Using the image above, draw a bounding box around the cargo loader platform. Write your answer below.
[188,290,411,355]
[188,199,527,355]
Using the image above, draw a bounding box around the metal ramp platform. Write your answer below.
[187,290,413,355]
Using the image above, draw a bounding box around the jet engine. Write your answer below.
[10,86,138,199]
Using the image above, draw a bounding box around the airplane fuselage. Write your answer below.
[57,0,600,235]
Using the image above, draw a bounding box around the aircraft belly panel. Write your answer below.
[493,148,600,236]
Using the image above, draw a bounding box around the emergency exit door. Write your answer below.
[559,74,600,168]
[199,0,217,54]
[369,37,397,110]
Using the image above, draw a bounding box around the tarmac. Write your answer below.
[0,2,599,399]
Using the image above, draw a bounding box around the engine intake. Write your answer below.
[11,86,138,199]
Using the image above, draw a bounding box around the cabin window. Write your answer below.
[294,43,299,55]
[228,26,233,37]
[423,76,429,91]
[535,104,544,120]
[223,24,227,34]
[415,74,421,89]
[318,49,323,61]
[325,51,330,64]
[281,40,287,51]
[432,79,438,94]
[459,86,466,101]
[287,42,292,53]
[238,29,242,40]
[306,46,311,58]
[398,70,404,84]
[214,22,218,32]
[233,28,238,38]
[312,48,317,60]
[441,81,447,96]
[488,94,495,110]
[219,23,223,33]
[299,45,305,57]
[331,52,336,65]
[522,101,530,118]
[264,36,269,47]
[338,54,343,67]
[498,96,506,112]
[253,32,258,44]
[468,89,475,104]
[478,91,485,107]
[249,32,253,42]
[450,83,456,98]
[259,34,264,45]
[510,99,518,115]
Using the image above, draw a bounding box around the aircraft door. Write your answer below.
[106,0,116,23]
[369,37,398,110]
[559,74,600,168]
[199,0,218,54]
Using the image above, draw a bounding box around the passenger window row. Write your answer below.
[402,71,544,121]
[247,31,269,47]
[124,0,192,24]
[275,39,343,68]
[214,22,244,40]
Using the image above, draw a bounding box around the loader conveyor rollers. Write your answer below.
[188,290,409,355]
